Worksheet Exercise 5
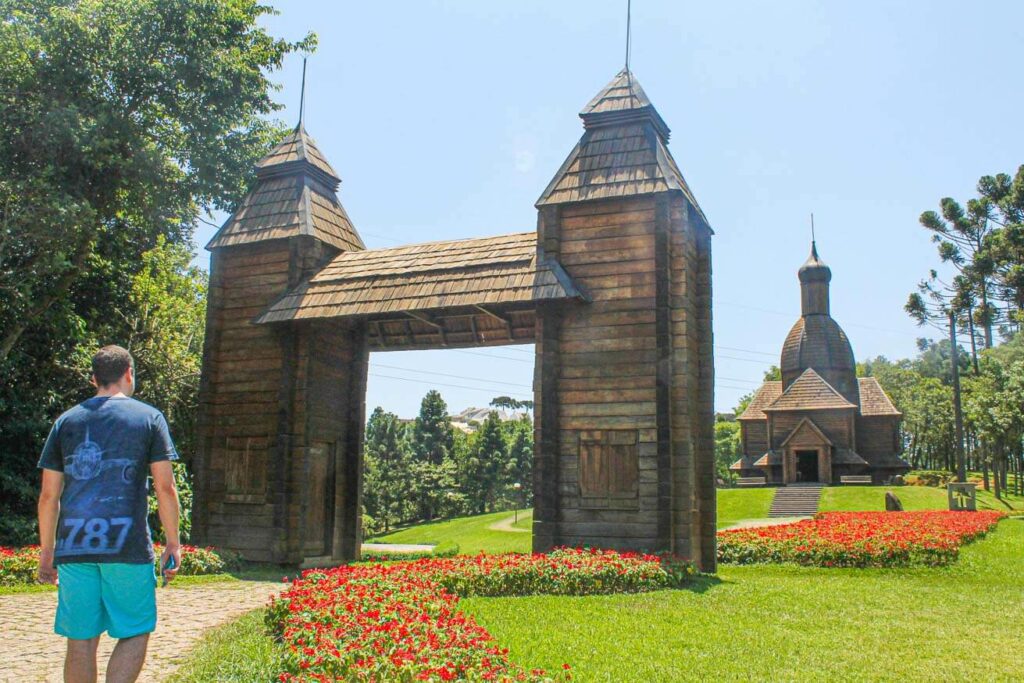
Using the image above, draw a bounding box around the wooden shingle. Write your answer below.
[207,124,364,253]
[763,368,856,412]
[858,377,902,416]
[737,381,783,421]
[255,232,586,323]
[537,69,705,219]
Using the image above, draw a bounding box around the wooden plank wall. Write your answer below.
[283,319,368,566]
[533,193,715,570]
[669,196,716,569]
[194,240,295,561]
[771,411,852,450]
[855,416,899,458]
[552,196,661,549]
[742,422,769,457]
[195,236,367,565]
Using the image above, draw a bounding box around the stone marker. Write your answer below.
[947,482,977,511]
[885,491,903,511]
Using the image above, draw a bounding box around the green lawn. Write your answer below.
[169,609,282,683]
[821,484,1024,514]
[716,487,775,528]
[368,509,533,554]
[462,518,1024,681]
[173,518,1024,681]
[363,487,1024,557]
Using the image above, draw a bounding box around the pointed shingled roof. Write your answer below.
[763,368,856,412]
[207,124,364,253]
[857,377,902,416]
[255,123,339,185]
[737,381,783,421]
[536,69,706,220]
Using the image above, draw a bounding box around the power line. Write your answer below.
[368,373,532,398]
[716,300,916,338]
[715,345,776,358]
[371,362,533,389]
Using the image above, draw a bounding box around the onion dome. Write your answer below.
[780,242,858,403]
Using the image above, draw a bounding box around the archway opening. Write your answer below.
[359,344,536,550]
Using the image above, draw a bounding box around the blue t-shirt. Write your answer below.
[38,396,178,565]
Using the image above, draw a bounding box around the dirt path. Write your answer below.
[0,580,280,683]
[362,542,435,553]
[488,512,532,533]
[720,516,810,531]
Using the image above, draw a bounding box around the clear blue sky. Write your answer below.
[192,1,1024,417]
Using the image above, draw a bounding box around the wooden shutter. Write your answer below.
[578,430,639,508]
[224,435,268,504]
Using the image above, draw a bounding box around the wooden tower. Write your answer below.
[532,70,716,568]
[194,123,368,563]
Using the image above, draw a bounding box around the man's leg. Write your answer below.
[65,637,99,683]
[99,563,157,683]
[105,634,149,683]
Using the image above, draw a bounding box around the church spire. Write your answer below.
[798,240,831,316]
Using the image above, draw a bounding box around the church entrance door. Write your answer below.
[795,449,820,483]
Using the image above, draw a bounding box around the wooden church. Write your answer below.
[730,243,910,484]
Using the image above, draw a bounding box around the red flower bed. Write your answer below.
[717,511,1005,568]
[268,548,693,682]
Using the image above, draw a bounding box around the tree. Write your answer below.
[975,167,1024,332]
[504,416,533,508]
[919,196,999,350]
[460,411,507,514]
[412,390,454,466]
[123,236,207,541]
[362,408,412,533]
[0,0,310,545]
[0,0,312,361]
[907,286,969,481]
[714,418,741,485]
[410,390,455,520]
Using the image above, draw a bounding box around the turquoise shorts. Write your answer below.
[56,563,157,640]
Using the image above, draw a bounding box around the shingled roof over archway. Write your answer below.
[255,232,586,324]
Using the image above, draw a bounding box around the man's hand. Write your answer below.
[37,469,62,585]
[38,548,58,585]
[160,543,182,584]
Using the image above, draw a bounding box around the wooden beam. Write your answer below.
[406,311,447,346]
[469,314,480,344]
[475,305,513,340]
[374,321,387,349]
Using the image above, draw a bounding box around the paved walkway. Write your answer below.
[488,513,531,533]
[1,580,280,683]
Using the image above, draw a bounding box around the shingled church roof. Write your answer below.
[764,368,856,412]
[857,377,902,416]
[207,124,364,252]
[737,381,783,421]
[536,69,706,219]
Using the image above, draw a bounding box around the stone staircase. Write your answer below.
[768,483,824,517]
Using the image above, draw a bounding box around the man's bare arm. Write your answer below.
[150,460,181,581]
[37,469,63,584]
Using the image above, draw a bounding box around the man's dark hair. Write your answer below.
[92,345,134,386]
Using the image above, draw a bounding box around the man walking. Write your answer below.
[37,345,181,683]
